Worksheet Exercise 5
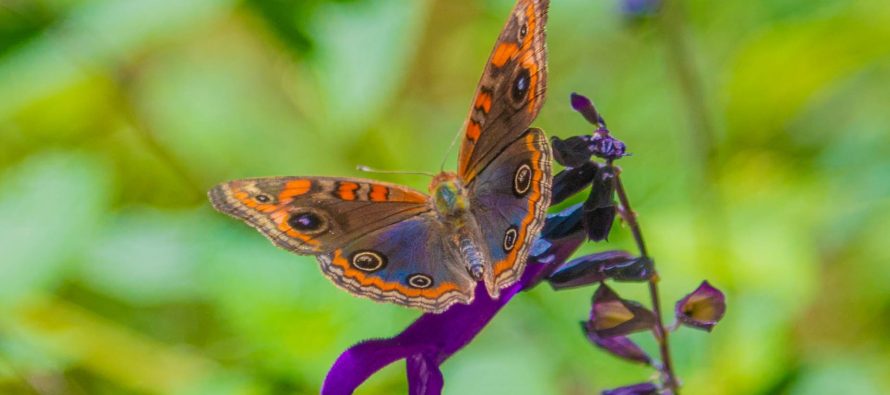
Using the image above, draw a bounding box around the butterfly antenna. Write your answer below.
[439,126,465,172]
[356,165,436,178]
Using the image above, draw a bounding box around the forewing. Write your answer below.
[458,0,549,182]
[209,177,431,254]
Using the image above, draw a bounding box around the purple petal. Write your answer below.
[570,92,605,126]
[552,161,600,205]
[548,250,635,289]
[590,132,629,161]
[581,322,651,365]
[322,338,423,395]
[589,284,656,337]
[323,279,524,394]
[675,280,726,332]
[602,382,659,395]
[407,353,443,395]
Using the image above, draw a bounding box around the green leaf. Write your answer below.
[0,152,108,307]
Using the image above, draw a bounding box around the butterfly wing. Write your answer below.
[469,128,552,290]
[209,177,431,254]
[458,0,549,182]
[459,0,552,290]
[209,177,476,312]
[318,212,476,313]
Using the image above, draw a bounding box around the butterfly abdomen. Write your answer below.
[459,236,485,280]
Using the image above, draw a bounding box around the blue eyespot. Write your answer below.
[407,274,434,289]
[512,68,531,102]
[351,250,387,272]
[287,209,328,234]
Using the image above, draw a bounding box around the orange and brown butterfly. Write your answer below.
[209,0,551,313]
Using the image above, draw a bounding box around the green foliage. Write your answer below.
[1,0,888,393]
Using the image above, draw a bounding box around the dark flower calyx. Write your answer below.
[552,135,595,168]
[588,283,656,337]
[581,321,651,365]
[583,166,617,241]
[551,161,600,204]
[675,280,726,332]
[548,251,654,289]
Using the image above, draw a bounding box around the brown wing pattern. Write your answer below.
[458,0,549,183]
[209,177,431,254]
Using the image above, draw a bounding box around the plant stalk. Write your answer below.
[612,167,679,393]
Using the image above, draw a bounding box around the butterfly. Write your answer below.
[209,0,551,313]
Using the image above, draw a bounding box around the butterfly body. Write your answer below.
[210,0,551,313]
[429,172,497,294]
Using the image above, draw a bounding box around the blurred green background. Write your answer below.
[1,0,889,394]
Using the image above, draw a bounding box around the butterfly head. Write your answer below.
[430,172,467,217]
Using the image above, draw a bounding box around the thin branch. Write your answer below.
[612,166,679,393]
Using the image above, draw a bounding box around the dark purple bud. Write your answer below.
[602,382,659,395]
[540,203,584,240]
[570,92,606,127]
[548,250,634,289]
[552,161,600,205]
[581,322,651,365]
[589,284,656,337]
[675,280,726,332]
[551,135,594,168]
[583,166,617,241]
[603,257,655,282]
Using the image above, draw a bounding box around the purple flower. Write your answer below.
[675,280,727,332]
[559,93,629,162]
[589,131,628,161]
[321,207,586,395]
[588,283,656,338]
[548,250,654,289]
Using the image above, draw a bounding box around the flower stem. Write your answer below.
[612,166,679,393]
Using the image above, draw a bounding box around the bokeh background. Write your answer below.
[1,0,889,393]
